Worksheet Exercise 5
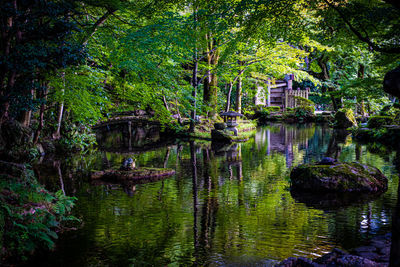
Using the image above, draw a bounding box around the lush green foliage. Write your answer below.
[2,0,399,147]
[0,162,78,261]
[293,96,315,108]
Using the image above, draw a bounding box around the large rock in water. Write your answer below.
[290,162,387,193]
[334,109,357,129]
[211,129,233,143]
[383,65,400,98]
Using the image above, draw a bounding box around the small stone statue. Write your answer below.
[120,158,136,170]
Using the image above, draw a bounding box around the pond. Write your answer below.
[28,123,399,266]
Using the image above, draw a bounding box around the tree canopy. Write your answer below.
[0,0,399,143]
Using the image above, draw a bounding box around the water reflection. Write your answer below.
[390,153,400,266]
[29,124,399,266]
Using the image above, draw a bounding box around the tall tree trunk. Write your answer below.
[235,74,243,113]
[190,59,198,133]
[1,3,17,125]
[203,33,219,118]
[225,82,233,112]
[53,72,65,139]
[358,64,367,117]
[18,88,34,127]
[190,5,198,133]
[33,84,47,145]
[0,9,14,110]
[175,97,182,125]
[1,71,16,123]
[53,102,64,139]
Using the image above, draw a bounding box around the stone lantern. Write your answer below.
[220,111,244,136]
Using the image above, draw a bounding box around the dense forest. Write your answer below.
[1,0,399,148]
[1,0,400,265]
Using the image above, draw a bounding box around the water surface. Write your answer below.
[31,124,399,266]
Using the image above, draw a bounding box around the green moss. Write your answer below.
[291,162,387,193]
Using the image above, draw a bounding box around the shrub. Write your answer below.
[0,161,78,261]
[379,104,392,115]
[334,108,357,128]
[367,116,394,128]
[58,124,96,152]
[293,96,315,108]
[294,106,315,120]
[281,106,314,122]
[255,105,280,113]
[265,106,280,112]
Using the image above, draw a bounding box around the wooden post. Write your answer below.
[267,79,271,107]
[285,90,288,110]
[128,121,132,151]
[286,74,293,90]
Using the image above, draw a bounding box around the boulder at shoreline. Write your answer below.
[290,161,387,193]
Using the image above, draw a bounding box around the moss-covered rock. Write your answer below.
[214,122,226,130]
[334,109,357,129]
[211,128,252,143]
[290,162,387,193]
[367,116,393,128]
[211,129,233,143]
[91,167,175,181]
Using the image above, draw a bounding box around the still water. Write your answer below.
[31,124,399,266]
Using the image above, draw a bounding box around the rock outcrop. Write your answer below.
[383,65,400,98]
[290,161,387,193]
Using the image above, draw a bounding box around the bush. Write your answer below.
[265,106,281,112]
[242,108,255,119]
[280,106,313,122]
[0,161,78,262]
[367,116,394,128]
[334,108,357,129]
[255,105,280,113]
[58,124,96,152]
[293,96,315,108]
[293,106,315,120]
[379,104,392,115]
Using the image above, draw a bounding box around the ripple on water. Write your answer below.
[27,124,399,266]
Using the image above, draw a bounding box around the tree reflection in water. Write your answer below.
[27,124,399,266]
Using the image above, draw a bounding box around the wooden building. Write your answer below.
[254,74,310,110]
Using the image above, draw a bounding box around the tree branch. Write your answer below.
[323,0,400,54]
[81,9,116,47]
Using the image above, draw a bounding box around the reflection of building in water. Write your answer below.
[255,125,314,167]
